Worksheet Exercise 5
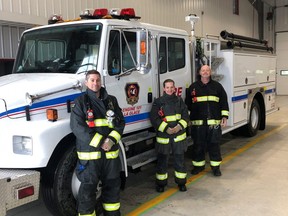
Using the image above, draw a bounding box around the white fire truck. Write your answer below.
[0,8,276,215]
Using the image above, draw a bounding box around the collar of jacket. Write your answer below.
[198,79,212,87]
[162,92,178,103]
[86,87,109,101]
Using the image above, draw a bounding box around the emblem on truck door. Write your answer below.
[125,83,139,105]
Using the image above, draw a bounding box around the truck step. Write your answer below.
[127,149,157,170]
[122,131,156,146]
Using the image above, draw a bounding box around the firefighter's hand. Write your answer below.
[166,127,174,135]
[102,138,115,151]
[173,124,182,133]
[221,117,227,128]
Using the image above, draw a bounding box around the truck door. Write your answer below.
[157,34,191,99]
[103,28,154,134]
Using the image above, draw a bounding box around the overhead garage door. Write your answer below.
[276,32,288,95]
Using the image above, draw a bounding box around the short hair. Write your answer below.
[163,79,175,87]
[85,70,101,81]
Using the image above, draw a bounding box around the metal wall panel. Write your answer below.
[0,0,258,38]
[0,23,30,58]
[0,0,263,58]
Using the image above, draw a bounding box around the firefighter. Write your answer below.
[70,70,125,216]
[150,79,189,192]
[186,64,229,176]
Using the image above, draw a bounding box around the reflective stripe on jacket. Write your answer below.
[186,79,229,122]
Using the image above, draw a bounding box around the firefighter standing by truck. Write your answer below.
[70,70,125,216]
[186,64,229,176]
[150,79,189,192]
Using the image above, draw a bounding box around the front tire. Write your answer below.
[41,143,102,216]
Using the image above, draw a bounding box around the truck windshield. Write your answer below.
[13,24,102,74]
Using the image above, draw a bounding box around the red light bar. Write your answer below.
[16,185,35,199]
[93,8,108,17]
[120,8,136,17]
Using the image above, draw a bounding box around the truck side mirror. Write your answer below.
[137,29,151,74]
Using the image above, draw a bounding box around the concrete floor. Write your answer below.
[6,95,288,216]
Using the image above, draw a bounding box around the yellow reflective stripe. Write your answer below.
[191,119,221,125]
[158,121,168,132]
[175,171,187,179]
[210,160,222,166]
[221,110,229,116]
[86,119,111,127]
[165,114,181,122]
[207,120,221,125]
[78,210,96,216]
[105,149,119,159]
[191,120,203,125]
[178,119,187,128]
[94,119,108,126]
[174,133,186,142]
[196,96,219,102]
[165,115,177,122]
[77,151,101,160]
[156,137,169,144]
[89,133,103,148]
[109,130,121,143]
[192,160,205,166]
[102,202,120,211]
[156,173,168,180]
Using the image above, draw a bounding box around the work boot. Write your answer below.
[191,166,205,175]
[156,185,164,193]
[212,166,222,176]
[178,185,187,192]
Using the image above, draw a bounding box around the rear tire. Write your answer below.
[242,99,261,137]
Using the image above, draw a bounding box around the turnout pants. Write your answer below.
[191,125,222,168]
[77,150,121,216]
[156,151,187,187]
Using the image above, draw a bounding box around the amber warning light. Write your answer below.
[46,109,58,121]
[140,41,146,55]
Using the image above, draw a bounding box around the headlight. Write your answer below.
[13,136,33,155]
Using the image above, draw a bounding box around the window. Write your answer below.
[168,38,185,72]
[280,70,288,76]
[108,30,121,75]
[14,24,102,74]
[159,37,185,73]
[233,0,239,15]
[108,30,137,76]
[122,31,137,71]
[159,37,167,74]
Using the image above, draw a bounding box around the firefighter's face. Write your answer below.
[85,74,102,93]
[200,65,211,78]
[163,81,175,95]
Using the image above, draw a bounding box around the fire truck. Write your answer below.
[0,8,276,215]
